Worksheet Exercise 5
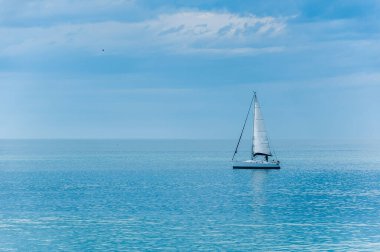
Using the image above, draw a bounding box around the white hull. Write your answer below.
[233,160,280,169]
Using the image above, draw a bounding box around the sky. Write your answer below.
[1,0,380,139]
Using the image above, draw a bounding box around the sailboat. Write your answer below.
[232,92,280,169]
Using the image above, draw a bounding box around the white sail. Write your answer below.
[253,95,272,156]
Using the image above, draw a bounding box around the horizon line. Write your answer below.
[0,138,378,141]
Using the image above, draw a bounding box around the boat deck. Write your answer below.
[232,160,280,169]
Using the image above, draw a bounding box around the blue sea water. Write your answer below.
[0,139,379,251]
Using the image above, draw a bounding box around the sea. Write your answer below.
[0,139,379,251]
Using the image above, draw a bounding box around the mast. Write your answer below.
[251,92,256,160]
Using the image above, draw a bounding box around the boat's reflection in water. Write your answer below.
[250,170,269,210]
[248,170,281,246]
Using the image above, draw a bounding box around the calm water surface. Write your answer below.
[0,140,379,251]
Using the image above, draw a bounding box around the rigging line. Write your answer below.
[232,92,255,161]
[267,134,278,160]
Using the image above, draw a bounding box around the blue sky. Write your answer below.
[1,0,380,139]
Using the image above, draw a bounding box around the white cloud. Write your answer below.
[150,11,286,53]
[153,11,285,41]
[0,11,286,56]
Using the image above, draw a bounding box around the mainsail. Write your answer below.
[253,94,272,157]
